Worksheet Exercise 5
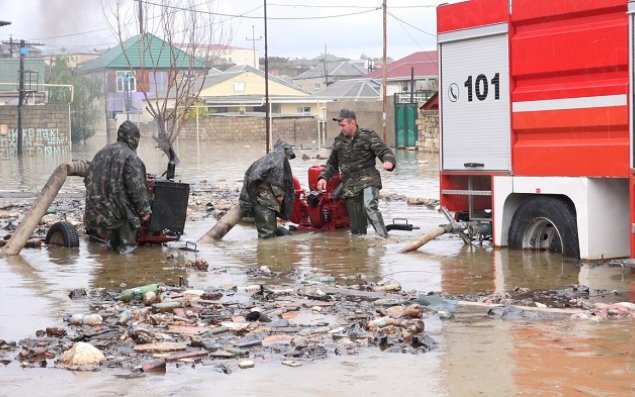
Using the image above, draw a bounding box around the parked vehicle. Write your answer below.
[437,0,633,259]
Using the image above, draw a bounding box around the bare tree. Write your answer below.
[106,0,227,159]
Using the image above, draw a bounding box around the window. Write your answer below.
[233,81,246,92]
[296,106,311,115]
[116,71,136,92]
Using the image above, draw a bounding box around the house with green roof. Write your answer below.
[79,33,207,122]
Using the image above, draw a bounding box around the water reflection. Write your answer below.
[434,244,633,300]
[1,254,85,340]
[512,320,635,396]
[1,136,442,199]
[440,311,635,396]
[85,243,187,289]
[45,245,81,267]
[0,151,72,193]
[255,233,387,277]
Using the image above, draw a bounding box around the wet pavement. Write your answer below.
[1,136,634,396]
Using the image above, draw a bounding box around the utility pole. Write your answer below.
[264,0,271,153]
[246,25,262,69]
[6,37,44,155]
[2,37,44,58]
[322,44,329,88]
[382,0,388,143]
[138,0,144,34]
[17,39,26,156]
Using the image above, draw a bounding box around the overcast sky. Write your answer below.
[0,0,454,61]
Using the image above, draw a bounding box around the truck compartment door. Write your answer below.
[439,24,510,171]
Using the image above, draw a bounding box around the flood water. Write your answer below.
[1,136,634,396]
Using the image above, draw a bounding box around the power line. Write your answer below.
[140,0,380,20]
[386,10,435,37]
[30,27,113,42]
[266,8,380,20]
[25,2,260,44]
[13,1,434,52]
[267,3,437,9]
[267,3,379,9]
[388,5,438,8]
[388,12,424,51]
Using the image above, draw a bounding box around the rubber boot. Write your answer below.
[253,203,277,239]
[112,223,139,254]
[363,186,389,238]
[345,196,368,235]
[275,226,292,236]
[368,212,389,238]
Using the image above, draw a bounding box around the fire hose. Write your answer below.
[197,205,242,243]
[400,207,490,253]
[2,160,89,256]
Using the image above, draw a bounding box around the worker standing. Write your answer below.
[317,109,396,238]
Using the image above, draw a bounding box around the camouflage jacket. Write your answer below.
[239,139,295,219]
[84,141,151,230]
[319,128,396,198]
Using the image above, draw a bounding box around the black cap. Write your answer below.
[332,109,356,121]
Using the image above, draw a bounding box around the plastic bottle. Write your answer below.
[307,275,336,283]
[373,282,402,292]
[116,283,160,302]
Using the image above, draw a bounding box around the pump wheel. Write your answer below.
[508,196,580,259]
[45,221,80,248]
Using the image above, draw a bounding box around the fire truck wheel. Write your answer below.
[508,196,580,259]
[45,221,80,248]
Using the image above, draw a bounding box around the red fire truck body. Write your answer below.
[437,0,634,259]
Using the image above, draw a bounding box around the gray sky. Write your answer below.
[0,0,451,61]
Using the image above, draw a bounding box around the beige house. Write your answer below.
[199,65,325,116]
[43,52,101,68]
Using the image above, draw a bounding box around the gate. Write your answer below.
[394,102,418,148]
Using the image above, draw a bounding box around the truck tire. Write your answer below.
[508,196,580,259]
[45,221,80,248]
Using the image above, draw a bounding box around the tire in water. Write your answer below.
[45,221,80,248]
[508,196,579,259]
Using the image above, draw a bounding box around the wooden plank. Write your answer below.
[133,342,187,353]
[166,325,208,335]
[155,350,208,361]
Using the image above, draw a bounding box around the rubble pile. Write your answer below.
[0,276,436,373]
[577,302,635,320]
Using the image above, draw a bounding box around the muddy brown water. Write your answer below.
[1,137,633,396]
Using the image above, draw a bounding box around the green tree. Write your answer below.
[48,55,103,143]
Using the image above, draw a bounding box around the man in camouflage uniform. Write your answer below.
[317,109,396,238]
[84,120,151,254]
[239,139,296,239]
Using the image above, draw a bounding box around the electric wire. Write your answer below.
[21,0,436,58]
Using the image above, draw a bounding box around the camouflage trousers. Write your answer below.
[88,222,139,254]
[253,203,278,239]
[345,186,389,238]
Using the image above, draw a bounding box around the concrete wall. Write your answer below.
[139,114,321,148]
[0,105,71,157]
[416,109,439,153]
[107,99,433,152]
[325,98,396,147]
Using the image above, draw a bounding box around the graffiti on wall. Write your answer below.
[0,128,70,156]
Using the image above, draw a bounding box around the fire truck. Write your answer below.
[437,0,635,260]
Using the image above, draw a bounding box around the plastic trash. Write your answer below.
[306,275,336,284]
[116,283,160,302]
